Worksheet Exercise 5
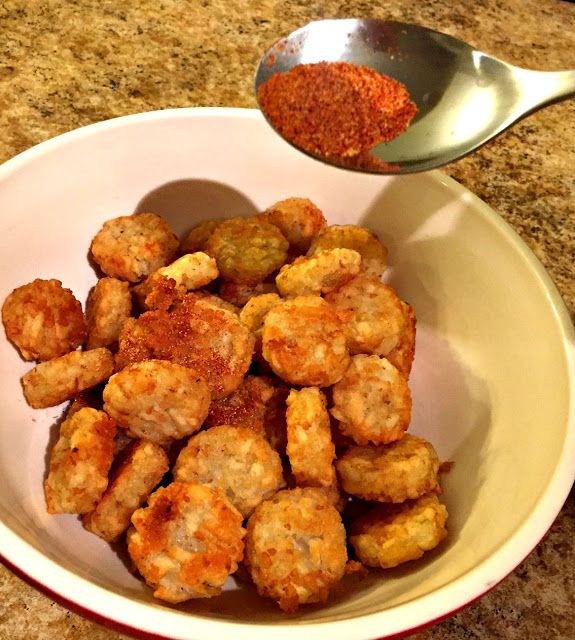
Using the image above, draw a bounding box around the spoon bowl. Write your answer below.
[255,19,575,174]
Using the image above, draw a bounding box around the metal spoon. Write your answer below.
[254,19,575,174]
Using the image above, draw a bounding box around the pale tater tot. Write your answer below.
[219,281,278,307]
[127,482,245,603]
[239,293,282,333]
[335,434,441,503]
[330,354,412,445]
[103,359,211,444]
[173,425,284,518]
[244,487,347,612]
[275,248,361,298]
[180,219,222,254]
[204,374,275,434]
[90,212,179,282]
[205,216,289,284]
[384,301,416,378]
[44,407,116,514]
[115,294,254,399]
[262,296,350,387]
[2,279,86,361]
[259,197,327,254]
[239,293,282,366]
[349,494,448,569]
[155,252,219,290]
[22,347,115,409]
[286,387,337,489]
[307,224,388,279]
[325,276,406,355]
[82,439,169,542]
[86,277,132,350]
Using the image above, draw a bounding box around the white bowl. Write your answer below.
[0,108,573,640]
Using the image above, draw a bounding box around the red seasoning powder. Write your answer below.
[257,61,417,162]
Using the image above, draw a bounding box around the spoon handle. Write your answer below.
[514,68,575,115]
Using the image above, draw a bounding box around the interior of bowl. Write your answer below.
[0,108,573,640]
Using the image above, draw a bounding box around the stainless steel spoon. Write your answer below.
[254,19,575,174]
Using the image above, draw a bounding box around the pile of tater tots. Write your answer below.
[1,197,448,613]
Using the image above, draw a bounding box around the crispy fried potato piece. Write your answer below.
[259,197,327,254]
[180,219,222,254]
[155,252,219,290]
[275,248,361,298]
[22,348,115,409]
[82,439,169,541]
[239,293,282,366]
[219,281,279,307]
[116,294,254,399]
[239,293,282,333]
[335,434,441,502]
[174,425,284,518]
[86,277,132,350]
[349,494,448,568]
[331,354,411,445]
[127,482,245,603]
[205,216,289,284]
[44,407,116,514]
[204,374,274,434]
[2,279,86,361]
[262,296,350,387]
[103,359,211,444]
[308,224,387,279]
[245,487,347,612]
[286,387,336,489]
[90,213,179,282]
[385,301,416,378]
[325,276,406,355]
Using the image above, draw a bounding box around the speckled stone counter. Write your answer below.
[0,0,573,638]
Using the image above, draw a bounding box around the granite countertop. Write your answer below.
[0,0,573,638]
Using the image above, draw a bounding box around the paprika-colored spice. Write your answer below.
[257,61,417,165]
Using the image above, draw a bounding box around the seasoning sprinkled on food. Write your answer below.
[257,61,417,161]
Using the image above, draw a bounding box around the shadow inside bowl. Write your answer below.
[133,179,259,239]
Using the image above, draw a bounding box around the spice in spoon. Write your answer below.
[257,61,417,165]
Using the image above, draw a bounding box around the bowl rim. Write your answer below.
[0,107,574,640]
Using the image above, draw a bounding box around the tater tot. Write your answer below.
[103,359,211,444]
[205,216,289,284]
[259,197,327,254]
[349,494,448,568]
[330,354,411,445]
[307,224,388,279]
[335,434,441,503]
[286,387,336,489]
[22,347,115,409]
[82,439,169,541]
[244,487,347,612]
[239,293,282,366]
[127,482,245,603]
[174,425,284,517]
[2,278,86,361]
[219,281,279,307]
[116,294,254,399]
[275,248,361,298]
[384,301,416,378]
[204,374,274,434]
[155,252,219,290]
[44,407,116,514]
[239,293,282,333]
[180,219,222,254]
[86,277,132,350]
[90,213,179,282]
[262,296,350,387]
[325,276,406,355]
